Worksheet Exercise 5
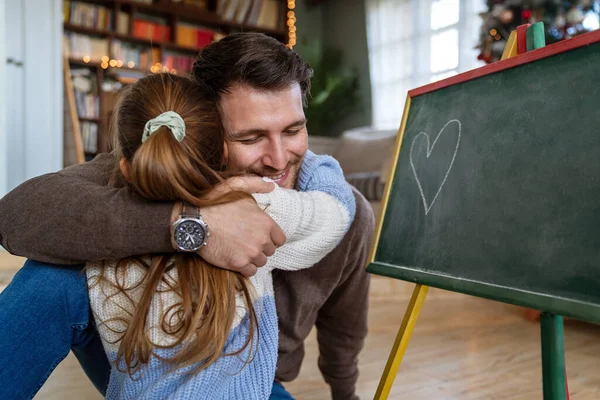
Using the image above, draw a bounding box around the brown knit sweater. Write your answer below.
[0,153,374,400]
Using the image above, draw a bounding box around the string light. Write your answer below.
[127,61,135,69]
[286,1,296,49]
[82,56,90,63]
[489,29,501,41]
[116,60,123,68]
[101,56,109,63]
[109,59,117,67]
[101,62,108,69]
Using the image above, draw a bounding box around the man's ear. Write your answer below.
[119,158,132,182]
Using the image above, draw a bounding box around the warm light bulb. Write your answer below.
[109,59,117,67]
[101,56,109,63]
[116,60,123,68]
[127,61,135,68]
[287,2,296,49]
[82,56,91,63]
[101,62,108,69]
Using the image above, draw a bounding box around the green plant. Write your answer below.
[301,39,362,137]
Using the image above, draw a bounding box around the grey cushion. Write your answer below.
[346,172,385,202]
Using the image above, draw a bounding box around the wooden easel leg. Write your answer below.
[373,284,429,400]
[541,313,567,400]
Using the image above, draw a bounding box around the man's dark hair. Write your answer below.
[191,32,313,106]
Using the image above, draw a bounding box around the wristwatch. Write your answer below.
[171,203,210,252]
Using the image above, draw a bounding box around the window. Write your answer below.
[365,0,486,128]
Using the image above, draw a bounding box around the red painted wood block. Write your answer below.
[516,23,531,54]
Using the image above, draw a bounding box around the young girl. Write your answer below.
[86,73,355,399]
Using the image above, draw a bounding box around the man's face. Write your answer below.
[220,83,308,189]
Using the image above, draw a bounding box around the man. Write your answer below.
[0,33,374,400]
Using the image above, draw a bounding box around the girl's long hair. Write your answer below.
[92,73,258,376]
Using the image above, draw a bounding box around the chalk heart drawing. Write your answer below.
[409,119,462,215]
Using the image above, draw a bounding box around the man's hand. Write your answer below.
[198,177,286,277]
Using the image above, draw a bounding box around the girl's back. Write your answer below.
[86,73,355,399]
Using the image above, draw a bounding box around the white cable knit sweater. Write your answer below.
[86,151,356,399]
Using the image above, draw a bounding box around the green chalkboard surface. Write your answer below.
[368,36,600,323]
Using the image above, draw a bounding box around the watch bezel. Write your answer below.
[171,215,209,252]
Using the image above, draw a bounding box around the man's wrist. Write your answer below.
[170,201,183,250]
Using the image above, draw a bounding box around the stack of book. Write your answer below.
[111,40,161,70]
[216,0,283,29]
[175,23,215,49]
[80,122,98,153]
[63,32,110,62]
[132,14,172,43]
[71,68,99,119]
[162,52,197,73]
[64,0,113,30]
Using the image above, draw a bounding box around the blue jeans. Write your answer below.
[0,260,294,399]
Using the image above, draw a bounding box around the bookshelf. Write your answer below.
[63,0,289,163]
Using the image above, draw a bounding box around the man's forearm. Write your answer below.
[0,154,174,264]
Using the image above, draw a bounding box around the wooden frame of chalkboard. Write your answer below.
[368,27,600,324]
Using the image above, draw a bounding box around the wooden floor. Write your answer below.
[1,251,599,399]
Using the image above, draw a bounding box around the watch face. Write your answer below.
[174,219,206,251]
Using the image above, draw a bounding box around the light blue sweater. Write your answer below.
[87,150,355,399]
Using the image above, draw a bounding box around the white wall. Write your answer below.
[0,0,6,198]
[2,0,62,197]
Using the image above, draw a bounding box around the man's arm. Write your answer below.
[0,154,284,273]
[0,154,174,264]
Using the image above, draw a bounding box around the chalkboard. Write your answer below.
[368,32,600,323]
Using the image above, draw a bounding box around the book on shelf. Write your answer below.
[63,32,110,62]
[116,11,130,35]
[63,0,113,31]
[80,121,98,153]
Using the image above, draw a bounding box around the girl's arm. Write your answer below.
[253,187,351,272]
[252,151,356,272]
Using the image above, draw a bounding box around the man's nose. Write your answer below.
[263,138,289,171]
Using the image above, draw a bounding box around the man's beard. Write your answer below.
[246,155,304,189]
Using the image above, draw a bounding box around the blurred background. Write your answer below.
[1,1,600,399]
[2,0,600,199]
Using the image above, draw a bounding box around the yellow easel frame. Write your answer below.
[369,32,519,400]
